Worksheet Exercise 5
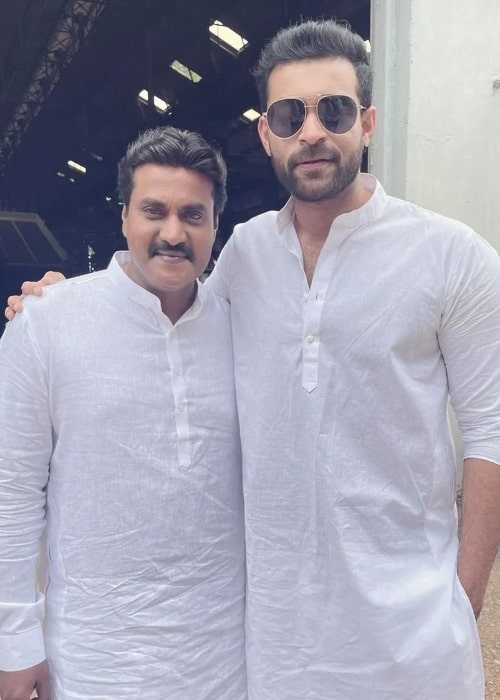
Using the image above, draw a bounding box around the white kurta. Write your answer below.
[0,252,246,700]
[207,175,500,700]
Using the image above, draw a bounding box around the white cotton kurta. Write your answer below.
[0,252,246,699]
[206,174,500,700]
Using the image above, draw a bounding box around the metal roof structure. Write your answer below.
[0,0,370,278]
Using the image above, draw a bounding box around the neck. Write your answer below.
[122,258,197,324]
[293,174,371,239]
[160,283,197,324]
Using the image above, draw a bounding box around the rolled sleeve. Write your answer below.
[439,232,500,466]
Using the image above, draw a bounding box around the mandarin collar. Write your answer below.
[276,174,389,236]
[107,251,204,322]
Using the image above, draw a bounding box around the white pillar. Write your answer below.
[370,0,500,252]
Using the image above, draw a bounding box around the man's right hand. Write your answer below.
[0,660,50,700]
[4,271,66,321]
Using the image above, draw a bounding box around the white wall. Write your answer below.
[370,0,500,252]
[369,0,500,484]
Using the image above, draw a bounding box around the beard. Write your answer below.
[271,139,364,203]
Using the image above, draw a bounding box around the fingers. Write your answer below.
[20,281,45,296]
[41,271,66,286]
[20,271,65,297]
[7,294,26,311]
[4,271,66,323]
[5,295,26,321]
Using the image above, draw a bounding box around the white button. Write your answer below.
[305,335,315,343]
[178,403,186,412]
[303,293,308,302]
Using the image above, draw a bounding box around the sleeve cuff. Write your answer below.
[0,625,46,672]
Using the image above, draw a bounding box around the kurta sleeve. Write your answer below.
[438,232,500,466]
[204,235,234,301]
[0,312,52,670]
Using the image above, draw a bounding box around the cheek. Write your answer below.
[124,219,156,244]
[193,231,215,263]
[336,134,362,160]
[268,141,289,167]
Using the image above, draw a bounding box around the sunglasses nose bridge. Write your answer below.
[298,101,329,141]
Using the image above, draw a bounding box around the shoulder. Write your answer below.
[23,269,109,312]
[380,195,497,268]
[218,210,281,269]
[230,210,280,243]
[384,195,475,241]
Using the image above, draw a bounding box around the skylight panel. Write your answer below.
[138,89,171,114]
[209,20,248,55]
[241,108,261,122]
[170,60,202,83]
[67,160,86,174]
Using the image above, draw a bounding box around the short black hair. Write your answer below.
[253,19,372,110]
[117,126,227,215]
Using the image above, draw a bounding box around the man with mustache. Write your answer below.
[6,18,500,700]
[0,126,246,700]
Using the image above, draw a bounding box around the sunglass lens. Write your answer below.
[267,98,306,138]
[318,95,358,134]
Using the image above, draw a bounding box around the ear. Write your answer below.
[361,106,377,148]
[121,206,128,239]
[258,115,272,157]
[213,214,219,240]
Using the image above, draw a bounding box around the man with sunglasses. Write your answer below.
[5,18,500,700]
[207,19,500,700]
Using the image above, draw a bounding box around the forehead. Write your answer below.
[267,58,359,103]
[130,163,214,207]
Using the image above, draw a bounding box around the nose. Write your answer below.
[159,215,187,245]
[298,106,327,145]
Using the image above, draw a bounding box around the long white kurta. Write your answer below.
[206,175,500,700]
[0,252,246,699]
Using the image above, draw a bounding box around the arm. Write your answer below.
[438,233,500,616]
[458,458,500,618]
[4,270,66,321]
[0,314,52,678]
[203,236,234,301]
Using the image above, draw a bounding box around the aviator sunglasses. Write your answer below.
[264,94,367,139]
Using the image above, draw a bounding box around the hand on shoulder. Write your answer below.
[4,271,66,321]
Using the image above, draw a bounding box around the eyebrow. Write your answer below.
[138,198,209,214]
[139,197,166,209]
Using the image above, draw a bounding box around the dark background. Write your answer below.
[0,0,370,316]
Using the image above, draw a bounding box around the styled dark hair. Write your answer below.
[117,126,227,215]
[253,19,372,110]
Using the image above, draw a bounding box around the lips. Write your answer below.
[153,251,190,265]
[155,251,187,258]
[291,147,340,169]
[294,158,334,172]
[296,158,330,166]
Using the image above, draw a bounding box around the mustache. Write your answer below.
[289,145,341,167]
[149,241,194,262]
